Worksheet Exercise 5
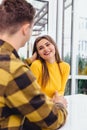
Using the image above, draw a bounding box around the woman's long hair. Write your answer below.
[32,35,62,87]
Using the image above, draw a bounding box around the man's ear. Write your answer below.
[22,23,30,35]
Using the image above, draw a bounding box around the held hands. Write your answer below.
[52,91,67,108]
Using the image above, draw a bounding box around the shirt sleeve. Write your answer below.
[24,58,32,66]
[5,60,68,130]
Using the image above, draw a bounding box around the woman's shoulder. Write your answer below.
[59,61,70,66]
[59,61,70,71]
[31,59,42,66]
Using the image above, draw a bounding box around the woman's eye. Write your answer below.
[38,47,43,50]
[46,43,50,46]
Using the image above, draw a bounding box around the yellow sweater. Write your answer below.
[30,60,70,98]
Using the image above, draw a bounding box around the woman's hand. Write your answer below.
[30,52,37,62]
[52,91,67,108]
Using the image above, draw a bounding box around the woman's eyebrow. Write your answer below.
[37,41,49,49]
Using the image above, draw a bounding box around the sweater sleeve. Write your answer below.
[30,60,42,80]
[59,62,70,95]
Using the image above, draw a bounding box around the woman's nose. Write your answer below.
[44,46,48,51]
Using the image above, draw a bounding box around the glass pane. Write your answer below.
[27,0,48,36]
[64,79,71,95]
[63,0,72,75]
[63,6,72,65]
[77,0,87,75]
[78,80,87,94]
[65,0,72,7]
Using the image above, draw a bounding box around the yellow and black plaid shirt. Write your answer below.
[0,40,67,130]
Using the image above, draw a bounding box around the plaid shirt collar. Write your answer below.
[0,39,20,59]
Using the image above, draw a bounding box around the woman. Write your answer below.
[30,35,70,98]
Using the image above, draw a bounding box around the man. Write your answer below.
[0,0,67,129]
